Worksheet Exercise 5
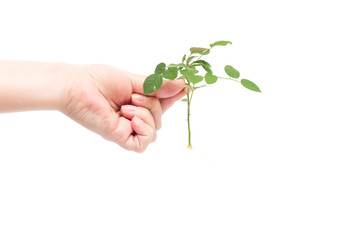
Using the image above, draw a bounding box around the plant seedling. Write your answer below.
[143,40,261,149]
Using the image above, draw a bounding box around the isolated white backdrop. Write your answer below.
[1,0,360,239]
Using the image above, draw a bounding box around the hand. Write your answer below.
[60,64,186,152]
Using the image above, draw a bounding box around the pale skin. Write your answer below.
[0,60,186,152]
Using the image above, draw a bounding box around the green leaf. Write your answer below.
[190,47,208,54]
[224,65,240,78]
[193,60,211,67]
[168,63,186,68]
[241,79,261,92]
[210,40,232,48]
[155,62,166,74]
[205,73,217,84]
[162,67,178,80]
[188,75,203,84]
[186,56,197,64]
[182,54,186,63]
[202,64,212,73]
[200,49,210,55]
[180,68,192,77]
[143,74,163,94]
[193,60,212,73]
[181,98,189,102]
[182,67,199,75]
[180,68,200,83]
[189,68,199,74]
[180,69,199,83]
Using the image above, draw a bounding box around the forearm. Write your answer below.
[0,60,71,113]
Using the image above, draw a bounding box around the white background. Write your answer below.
[1,0,360,239]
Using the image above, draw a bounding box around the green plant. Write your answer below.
[143,40,261,149]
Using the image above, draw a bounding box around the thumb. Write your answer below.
[153,79,186,98]
[128,72,185,98]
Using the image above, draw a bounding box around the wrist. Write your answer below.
[40,62,75,111]
[56,63,99,114]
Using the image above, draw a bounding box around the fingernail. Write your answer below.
[132,94,147,102]
[122,105,136,113]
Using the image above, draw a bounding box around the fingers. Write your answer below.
[131,94,162,130]
[120,105,156,131]
[131,116,152,136]
[119,105,156,152]
[110,116,154,153]
[111,71,187,152]
[109,89,187,152]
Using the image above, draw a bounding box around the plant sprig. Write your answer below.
[143,40,261,149]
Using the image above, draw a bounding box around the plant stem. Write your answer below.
[186,86,192,149]
[187,96,192,149]
[217,76,241,83]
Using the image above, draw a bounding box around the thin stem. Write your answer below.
[186,84,192,149]
[217,76,241,83]
[189,84,195,102]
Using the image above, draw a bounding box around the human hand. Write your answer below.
[60,64,185,152]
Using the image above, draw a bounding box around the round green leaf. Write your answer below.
[155,62,166,74]
[143,74,163,94]
[162,67,178,80]
[188,75,203,84]
[224,65,240,79]
[241,79,261,92]
[180,68,192,78]
[205,73,217,84]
